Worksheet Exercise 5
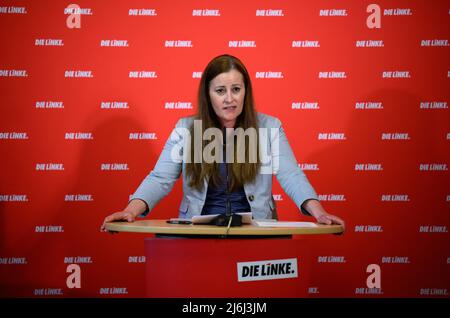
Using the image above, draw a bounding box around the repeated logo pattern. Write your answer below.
[0,1,448,297]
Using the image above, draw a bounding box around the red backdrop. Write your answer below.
[0,0,448,298]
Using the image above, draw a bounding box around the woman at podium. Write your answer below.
[101,54,344,231]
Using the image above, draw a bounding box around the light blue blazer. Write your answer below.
[131,112,319,220]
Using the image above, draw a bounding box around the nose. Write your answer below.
[224,90,233,104]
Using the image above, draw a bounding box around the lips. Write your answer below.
[223,106,237,110]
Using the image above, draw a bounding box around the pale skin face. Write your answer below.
[208,69,246,128]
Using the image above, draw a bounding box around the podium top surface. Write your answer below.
[105,219,344,236]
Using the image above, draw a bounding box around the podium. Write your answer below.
[105,220,343,298]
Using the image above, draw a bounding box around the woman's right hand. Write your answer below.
[100,210,137,232]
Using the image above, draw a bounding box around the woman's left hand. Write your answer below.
[302,199,345,233]
[315,213,345,232]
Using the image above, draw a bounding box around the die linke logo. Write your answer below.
[34,288,63,296]
[129,256,146,263]
[420,288,448,296]
[0,6,27,14]
[36,163,65,171]
[382,71,410,78]
[0,132,28,139]
[354,225,384,232]
[229,40,256,48]
[0,69,28,77]
[237,258,298,282]
[100,287,128,295]
[100,39,129,47]
[292,40,320,48]
[420,101,447,109]
[317,256,346,263]
[381,132,410,140]
[36,101,64,109]
[65,132,93,140]
[292,102,319,109]
[101,101,129,109]
[65,194,93,201]
[35,39,64,46]
[421,39,448,47]
[419,163,448,171]
[129,132,157,140]
[318,194,346,201]
[381,256,410,264]
[419,225,448,233]
[0,257,27,265]
[64,6,92,15]
[356,40,384,47]
[64,256,92,264]
[256,9,284,16]
[129,70,157,78]
[35,225,64,233]
[165,40,193,47]
[101,163,129,171]
[383,8,412,16]
[318,133,346,140]
[255,71,283,79]
[381,194,410,202]
[355,163,383,171]
[65,70,93,78]
[355,102,383,109]
[129,8,157,16]
[192,72,202,78]
[192,9,220,16]
[0,194,28,202]
[299,163,320,171]
[165,101,193,109]
[318,71,346,79]
[319,9,348,16]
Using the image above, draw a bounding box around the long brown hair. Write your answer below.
[185,54,260,191]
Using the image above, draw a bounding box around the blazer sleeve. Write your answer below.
[272,118,319,216]
[129,118,186,217]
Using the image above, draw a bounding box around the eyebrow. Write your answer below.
[213,84,242,89]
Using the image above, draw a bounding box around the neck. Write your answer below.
[221,120,236,129]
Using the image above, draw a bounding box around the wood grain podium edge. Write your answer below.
[104,220,344,235]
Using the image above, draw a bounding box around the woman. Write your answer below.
[101,54,345,231]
